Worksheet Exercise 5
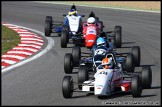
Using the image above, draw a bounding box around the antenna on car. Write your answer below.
[89,11,95,17]
[71,3,76,11]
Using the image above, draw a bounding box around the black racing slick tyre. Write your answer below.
[114,26,122,32]
[61,30,68,48]
[132,46,141,67]
[62,76,73,98]
[64,53,73,74]
[114,26,122,48]
[72,46,81,62]
[125,53,134,72]
[78,66,89,90]
[114,31,122,48]
[63,25,69,32]
[62,25,69,42]
[44,20,52,37]
[45,16,52,22]
[95,17,99,22]
[131,75,142,98]
[141,67,152,89]
[99,21,104,32]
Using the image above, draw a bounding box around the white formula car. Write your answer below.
[62,53,152,99]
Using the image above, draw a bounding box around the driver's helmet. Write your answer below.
[68,9,77,16]
[101,57,113,69]
[99,32,107,39]
[71,4,76,11]
[87,17,96,25]
[96,37,106,47]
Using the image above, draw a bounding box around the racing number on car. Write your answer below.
[87,26,97,35]
[72,17,76,20]
[99,71,108,75]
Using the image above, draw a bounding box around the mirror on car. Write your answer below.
[81,15,85,17]
[63,14,67,17]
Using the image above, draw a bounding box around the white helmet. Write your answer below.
[87,17,95,24]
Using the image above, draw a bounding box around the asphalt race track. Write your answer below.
[2,1,161,106]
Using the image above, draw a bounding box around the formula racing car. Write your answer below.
[62,52,152,99]
[64,42,140,74]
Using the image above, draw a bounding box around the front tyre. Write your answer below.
[114,26,122,48]
[114,31,122,48]
[114,26,122,32]
[62,76,73,98]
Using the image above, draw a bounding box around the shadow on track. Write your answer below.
[140,64,156,67]
[150,86,161,89]
[122,42,136,44]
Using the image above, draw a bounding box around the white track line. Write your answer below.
[8,26,20,29]
[21,38,43,42]
[19,34,35,36]
[12,47,38,52]
[2,55,25,60]
[17,31,32,34]
[1,59,17,65]
[21,41,43,45]
[1,66,5,69]
[18,44,41,49]
[7,51,33,55]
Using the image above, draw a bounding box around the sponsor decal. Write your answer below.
[87,40,94,42]
[96,85,103,89]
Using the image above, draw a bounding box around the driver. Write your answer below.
[68,9,77,16]
[87,17,96,26]
[64,8,77,26]
[92,37,113,56]
[96,37,106,47]
[101,57,113,69]
[64,4,82,33]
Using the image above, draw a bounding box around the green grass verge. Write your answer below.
[1,25,21,55]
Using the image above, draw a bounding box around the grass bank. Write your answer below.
[1,25,20,55]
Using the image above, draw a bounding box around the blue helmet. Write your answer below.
[96,37,106,47]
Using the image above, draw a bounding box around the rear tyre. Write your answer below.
[64,53,73,74]
[132,46,140,66]
[62,76,73,98]
[141,67,152,89]
[78,66,89,89]
[131,75,142,97]
[63,25,69,42]
[125,53,134,72]
[61,30,68,48]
